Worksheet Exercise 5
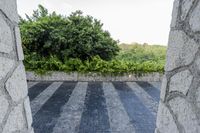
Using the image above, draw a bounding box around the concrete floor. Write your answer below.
[28,81,161,133]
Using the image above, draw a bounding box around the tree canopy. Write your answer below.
[20,5,120,61]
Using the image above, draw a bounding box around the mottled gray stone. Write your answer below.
[29,128,34,133]
[0,0,33,132]
[156,102,179,133]
[2,104,26,133]
[181,0,195,20]
[169,97,200,133]
[157,0,200,132]
[189,2,200,32]
[24,97,33,129]
[160,76,167,101]
[15,27,24,60]
[195,87,200,109]
[6,63,28,102]
[0,0,19,22]
[194,57,200,73]
[0,96,9,124]
[169,70,193,95]
[0,57,14,81]
[165,30,198,71]
[26,71,163,82]
[170,0,179,28]
[0,16,13,54]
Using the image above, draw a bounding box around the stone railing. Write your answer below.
[26,71,163,82]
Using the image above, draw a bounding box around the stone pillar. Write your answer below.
[156,0,200,133]
[0,0,34,133]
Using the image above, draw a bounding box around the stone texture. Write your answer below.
[0,0,19,22]
[26,71,163,82]
[2,104,26,133]
[194,57,200,73]
[181,0,195,20]
[189,2,200,32]
[170,0,179,28]
[24,97,33,129]
[0,96,9,124]
[29,128,35,133]
[169,70,193,95]
[169,97,200,133]
[160,76,167,101]
[165,30,198,71]
[0,57,14,81]
[156,102,179,133]
[0,0,33,132]
[6,63,28,102]
[195,87,200,109]
[156,1,200,132]
[15,26,24,60]
[0,16,13,54]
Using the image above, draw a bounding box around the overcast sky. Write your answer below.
[17,0,174,45]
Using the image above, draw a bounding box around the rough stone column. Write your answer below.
[0,0,34,133]
[156,0,200,133]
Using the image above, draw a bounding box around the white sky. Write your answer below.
[17,0,174,45]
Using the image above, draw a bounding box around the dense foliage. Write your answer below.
[24,43,167,75]
[20,5,120,61]
[116,43,166,63]
[20,5,167,75]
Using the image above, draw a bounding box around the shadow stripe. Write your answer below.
[103,82,135,133]
[27,82,39,89]
[52,82,88,133]
[78,82,111,133]
[28,82,52,101]
[126,82,158,116]
[149,82,161,91]
[136,81,160,102]
[113,82,156,133]
[32,82,77,133]
[31,82,63,116]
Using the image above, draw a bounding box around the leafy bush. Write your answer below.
[21,6,167,75]
[20,5,120,61]
[24,52,165,75]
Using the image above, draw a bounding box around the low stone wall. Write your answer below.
[26,71,163,82]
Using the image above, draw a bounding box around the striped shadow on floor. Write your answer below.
[136,81,160,102]
[31,82,63,116]
[103,82,135,133]
[52,82,88,133]
[27,82,39,89]
[28,81,160,133]
[32,82,77,133]
[112,82,156,133]
[78,82,111,133]
[28,82,52,101]
[126,82,159,116]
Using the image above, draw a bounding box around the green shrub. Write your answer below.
[21,6,167,75]
[20,5,120,61]
[24,54,165,75]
